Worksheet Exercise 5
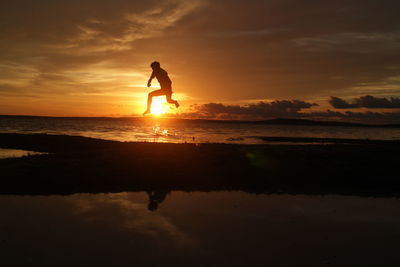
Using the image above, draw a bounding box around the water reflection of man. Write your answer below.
[146,190,169,211]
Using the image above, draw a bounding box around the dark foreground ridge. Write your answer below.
[0,133,399,197]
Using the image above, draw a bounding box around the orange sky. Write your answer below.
[1,0,400,121]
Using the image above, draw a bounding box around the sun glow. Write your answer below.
[151,96,169,115]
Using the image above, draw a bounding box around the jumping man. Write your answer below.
[143,61,179,115]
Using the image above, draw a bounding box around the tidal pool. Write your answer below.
[0,191,399,266]
[0,148,45,159]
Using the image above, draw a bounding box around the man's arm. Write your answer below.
[147,71,155,87]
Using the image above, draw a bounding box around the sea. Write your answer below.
[1,115,400,144]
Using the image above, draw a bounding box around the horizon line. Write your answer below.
[1,114,400,127]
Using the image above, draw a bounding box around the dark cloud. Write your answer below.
[357,95,400,108]
[329,95,400,109]
[181,100,317,119]
[329,96,359,109]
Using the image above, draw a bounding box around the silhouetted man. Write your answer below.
[143,61,179,115]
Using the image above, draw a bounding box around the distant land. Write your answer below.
[0,115,400,128]
[249,118,400,128]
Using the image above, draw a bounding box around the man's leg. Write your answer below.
[166,93,179,108]
[143,89,165,115]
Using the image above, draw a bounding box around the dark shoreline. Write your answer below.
[1,133,399,197]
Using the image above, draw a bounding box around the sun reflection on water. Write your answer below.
[153,123,169,136]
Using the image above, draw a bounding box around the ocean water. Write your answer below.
[1,116,400,144]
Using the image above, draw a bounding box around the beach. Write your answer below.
[1,133,399,197]
[2,133,400,266]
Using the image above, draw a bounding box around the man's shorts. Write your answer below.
[151,86,172,97]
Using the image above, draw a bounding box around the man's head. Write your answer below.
[150,61,160,70]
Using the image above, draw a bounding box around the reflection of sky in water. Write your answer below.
[1,192,400,266]
[0,148,45,159]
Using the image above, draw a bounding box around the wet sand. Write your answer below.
[2,192,400,267]
[0,133,399,197]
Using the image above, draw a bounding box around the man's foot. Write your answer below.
[175,101,180,108]
[143,109,150,116]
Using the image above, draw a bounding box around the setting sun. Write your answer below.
[151,97,169,115]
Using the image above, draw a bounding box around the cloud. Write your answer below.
[329,95,400,109]
[181,100,318,119]
[62,0,204,54]
[328,97,359,109]
[0,0,203,57]
[209,28,288,38]
[357,95,400,108]
[293,32,400,53]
